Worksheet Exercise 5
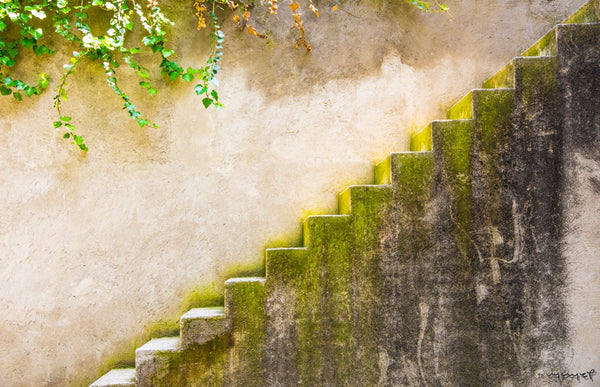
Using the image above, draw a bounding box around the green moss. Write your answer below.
[522,29,557,57]
[179,284,224,313]
[225,278,267,385]
[473,89,514,153]
[515,57,558,107]
[392,152,435,280]
[264,232,304,250]
[393,152,434,203]
[432,119,474,267]
[347,185,393,384]
[483,61,515,89]
[447,92,473,120]
[144,335,230,386]
[410,123,433,152]
[374,154,392,185]
[298,215,353,385]
[265,247,308,280]
[338,188,353,215]
[564,0,600,23]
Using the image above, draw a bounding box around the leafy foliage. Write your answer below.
[1,0,224,151]
[1,0,447,151]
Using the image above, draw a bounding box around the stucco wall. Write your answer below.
[0,0,585,385]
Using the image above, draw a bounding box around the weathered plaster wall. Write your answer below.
[0,0,585,385]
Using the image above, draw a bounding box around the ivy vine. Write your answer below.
[0,0,447,152]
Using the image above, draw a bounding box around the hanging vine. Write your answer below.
[0,0,448,151]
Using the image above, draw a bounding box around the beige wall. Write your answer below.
[0,0,584,385]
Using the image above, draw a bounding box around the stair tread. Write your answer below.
[181,306,225,320]
[224,277,266,284]
[265,247,307,251]
[90,368,135,386]
[136,337,180,353]
[304,214,351,219]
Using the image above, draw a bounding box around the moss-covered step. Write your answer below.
[297,214,353,385]
[135,337,180,386]
[483,0,599,89]
[411,0,599,150]
[180,307,226,351]
[224,277,267,385]
[411,86,515,150]
[263,247,307,385]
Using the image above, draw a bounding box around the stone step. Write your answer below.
[265,247,308,280]
[263,247,308,385]
[89,368,135,387]
[224,277,267,385]
[392,151,435,220]
[180,306,227,351]
[302,214,351,248]
[135,337,180,386]
[374,151,432,185]
[299,214,354,385]
[447,87,515,120]
[338,184,392,215]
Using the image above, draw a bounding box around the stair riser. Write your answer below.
[264,248,307,385]
[299,216,354,384]
[180,317,227,351]
[224,278,267,385]
[429,119,483,385]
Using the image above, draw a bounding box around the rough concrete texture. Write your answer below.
[558,21,600,377]
[99,3,600,385]
[0,0,588,385]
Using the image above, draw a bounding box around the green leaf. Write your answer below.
[1,57,16,67]
[38,74,49,89]
[0,86,11,96]
[137,118,149,127]
[65,123,75,130]
[13,92,22,101]
[211,90,218,100]
[54,121,63,128]
[202,97,213,108]
[25,86,37,97]
[182,73,194,82]
[21,38,35,49]
[195,85,207,95]
[63,132,70,138]
[33,28,43,40]
[60,116,72,122]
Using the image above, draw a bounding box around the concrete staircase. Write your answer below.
[91,1,600,385]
